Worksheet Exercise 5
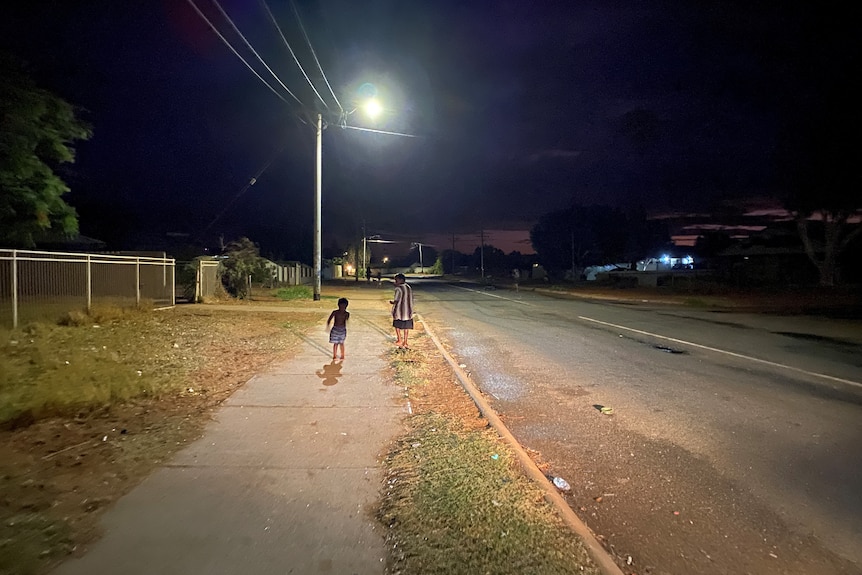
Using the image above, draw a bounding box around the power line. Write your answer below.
[208,0,305,107]
[342,124,420,138]
[200,141,288,238]
[186,0,299,106]
[259,0,329,110]
[290,0,343,113]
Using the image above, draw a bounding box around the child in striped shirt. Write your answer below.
[389,274,414,349]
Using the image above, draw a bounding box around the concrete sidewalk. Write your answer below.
[53,288,404,575]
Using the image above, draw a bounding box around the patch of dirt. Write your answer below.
[394,328,487,428]
[0,305,315,575]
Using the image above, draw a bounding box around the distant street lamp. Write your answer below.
[361,234,398,275]
[411,241,434,274]
[363,234,380,274]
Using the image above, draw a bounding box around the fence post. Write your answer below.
[169,257,175,305]
[195,261,201,302]
[136,258,141,305]
[86,254,92,312]
[11,250,18,329]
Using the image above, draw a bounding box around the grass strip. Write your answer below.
[380,346,600,575]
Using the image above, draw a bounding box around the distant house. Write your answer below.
[706,223,821,286]
[32,232,107,252]
[714,244,817,286]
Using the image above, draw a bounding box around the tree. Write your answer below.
[473,244,507,274]
[770,10,862,286]
[440,249,468,274]
[531,206,643,275]
[429,256,444,275]
[778,93,861,286]
[694,231,735,259]
[221,237,268,298]
[0,53,92,247]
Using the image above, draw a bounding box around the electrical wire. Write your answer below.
[186,0,299,106]
[259,0,329,110]
[208,0,305,106]
[290,0,343,113]
[200,142,288,237]
[342,124,419,138]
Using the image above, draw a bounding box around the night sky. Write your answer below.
[1,1,855,260]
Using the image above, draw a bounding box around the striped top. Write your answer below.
[392,282,414,321]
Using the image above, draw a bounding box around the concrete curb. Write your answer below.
[417,314,626,575]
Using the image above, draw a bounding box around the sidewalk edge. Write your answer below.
[417,314,626,575]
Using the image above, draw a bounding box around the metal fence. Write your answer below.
[196,259,221,301]
[266,260,314,286]
[0,249,175,328]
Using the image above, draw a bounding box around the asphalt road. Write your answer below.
[415,279,862,575]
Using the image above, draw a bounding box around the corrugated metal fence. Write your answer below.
[0,249,175,328]
[196,259,221,301]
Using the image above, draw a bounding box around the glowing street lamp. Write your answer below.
[363,98,382,119]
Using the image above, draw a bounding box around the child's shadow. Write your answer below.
[316,360,343,386]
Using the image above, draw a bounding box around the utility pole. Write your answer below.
[411,242,425,273]
[313,113,322,301]
[356,222,364,282]
[451,232,456,274]
[480,227,485,280]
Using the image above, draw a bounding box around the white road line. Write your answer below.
[578,315,862,388]
[452,285,535,306]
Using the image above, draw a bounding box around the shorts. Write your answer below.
[393,319,414,330]
[329,326,347,344]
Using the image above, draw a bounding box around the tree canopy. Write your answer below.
[221,237,269,298]
[776,84,862,285]
[0,53,92,247]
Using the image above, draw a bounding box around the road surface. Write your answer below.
[416,279,862,575]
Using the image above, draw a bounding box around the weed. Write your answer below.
[0,513,72,575]
[381,335,599,574]
[378,414,599,575]
[274,286,313,300]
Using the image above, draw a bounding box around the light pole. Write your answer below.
[313,113,323,300]
[411,241,434,274]
[363,234,384,271]
[312,100,382,300]
[480,228,485,280]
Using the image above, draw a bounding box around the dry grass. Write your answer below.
[379,330,600,575]
[0,303,318,575]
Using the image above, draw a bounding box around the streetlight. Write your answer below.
[363,98,382,119]
[361,234,398,278]
[312,96,416,300]
[411,241,435,274]
[313,112,324,300]
[312,100,379,300]
[363,234,380,275]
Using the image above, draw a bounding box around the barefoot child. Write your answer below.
[327,297,349,360]
[389,274,414,349]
